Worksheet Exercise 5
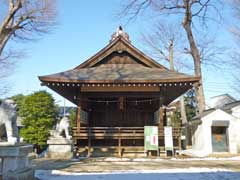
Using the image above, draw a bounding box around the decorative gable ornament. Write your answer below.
[111,26,130,42]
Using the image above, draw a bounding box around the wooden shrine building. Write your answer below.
[39,27,199,157]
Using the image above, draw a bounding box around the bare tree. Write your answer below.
[120,0,222,113]
[141,23,189,125]
[230,0,240,95]
[0,0,56,56]
[0,0,56,95]
[141,23,184,70]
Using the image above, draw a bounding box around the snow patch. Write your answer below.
[180,149,210,157]
[35,168,238,180]
[43,168,233,175]
[86,156,240,162]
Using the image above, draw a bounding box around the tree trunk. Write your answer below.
[168,40,188,125]
[168,39,174,71]
[180,96,187,124]
[0,32,12,56]
[183,22,205,113]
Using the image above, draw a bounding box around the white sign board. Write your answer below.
[164,126,173,151]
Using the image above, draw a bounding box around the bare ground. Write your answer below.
[32,157,240,173]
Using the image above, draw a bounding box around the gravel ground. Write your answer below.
[32,157,240,173]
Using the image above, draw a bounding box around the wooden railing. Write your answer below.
[72,127,182,157]
[72,127,182,140]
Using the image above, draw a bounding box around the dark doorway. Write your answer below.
[211,126,228,152]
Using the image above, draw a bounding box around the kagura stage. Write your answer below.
[39,27,199,157]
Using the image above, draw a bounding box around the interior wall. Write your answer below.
[88,99,156,127]
[90,109,154,127]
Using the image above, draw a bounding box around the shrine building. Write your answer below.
[39,27,199,157]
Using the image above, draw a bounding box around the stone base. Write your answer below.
[46,137,73,159]
[0,143,33,180]
[3,168,34,180]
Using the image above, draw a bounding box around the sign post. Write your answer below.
[164,126,174,156]
[144,126,159,156]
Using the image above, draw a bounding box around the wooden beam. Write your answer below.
[81,86,160,92]
[81,92,161,98]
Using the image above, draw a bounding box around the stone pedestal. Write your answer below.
[0,143,34,180]
[46,137,73,159]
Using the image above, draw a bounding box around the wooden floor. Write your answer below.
[72,127,182,157]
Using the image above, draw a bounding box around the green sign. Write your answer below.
[144,126,158,151]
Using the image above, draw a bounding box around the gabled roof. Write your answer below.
[210,94,236,108]
[39,28,199,84]
[38,27,200,104]
[74,35,167,69]
[191,100,240,122]
[191,108,236,125]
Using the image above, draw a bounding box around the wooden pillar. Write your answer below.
[158,107,163,156]
[118,128,121,157]
[178,129,182,151]
[88,127,91,157]
[76,102,81,130]
[159,107,164,129]
[163,107,167,126]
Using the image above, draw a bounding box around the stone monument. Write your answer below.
[46,116,73,159]
[0,99,34,180]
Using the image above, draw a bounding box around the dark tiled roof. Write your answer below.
[191,108,216,121]
[39,64,198,83]
[221,101,240,111]
[191,101,240,121]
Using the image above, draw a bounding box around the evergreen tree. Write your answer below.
[169,89,197,126]
[184,89,197,122]
[69,108,76,128]
[19,91,58,152]
[11,94,26,117]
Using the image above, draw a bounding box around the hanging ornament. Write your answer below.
[119,97,124,110]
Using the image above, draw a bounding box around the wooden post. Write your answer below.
[88,127,91,157]
[178,129,182,152]
[158,107,163,157]
[118,128,121,157]
[76,102,81,131]
[159,107,163,128]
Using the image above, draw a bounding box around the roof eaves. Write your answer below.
[38,76,200,84]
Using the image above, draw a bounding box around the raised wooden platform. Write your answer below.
[72,127,182,157]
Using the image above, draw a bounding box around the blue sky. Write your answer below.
[3,0,239,107]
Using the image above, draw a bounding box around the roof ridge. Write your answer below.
[74,32,167,69]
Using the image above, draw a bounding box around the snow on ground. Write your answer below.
[103,157,164,162]
[35,168,240,180]
[171,156,240,161]
[179,149,210,157]
[96,156,240,162]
